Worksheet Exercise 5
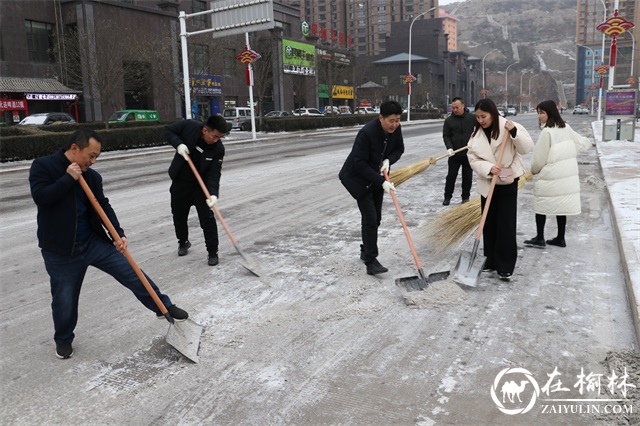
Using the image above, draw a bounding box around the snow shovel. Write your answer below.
[453,132,511,287]
[78,176,202,363]
[383,170,450,291]
[182,152,262,277]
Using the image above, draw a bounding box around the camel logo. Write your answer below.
[491,367,541,415]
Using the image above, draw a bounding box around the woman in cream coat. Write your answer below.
[524,100,591,249]
[467,99,534,281]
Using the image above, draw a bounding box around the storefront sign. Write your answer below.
[0,99,27,110]
[26,93,77,101]
[332,85,354,99]
[283,39,316,76]
[180,74,222,96]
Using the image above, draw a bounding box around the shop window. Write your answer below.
[25,20,54,63]
[192,0,207,28]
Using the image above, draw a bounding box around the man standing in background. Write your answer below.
[442,97,475,205]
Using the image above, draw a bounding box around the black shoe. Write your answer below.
[461,198,469,204]
[443,197,451,206]
[157,305,189,321]
[55,342,73,359]
[524,236,545,248]
[498,272,512,281]
[366,259,388,275]
[546,237,566,247]
[178,240,191,256]
[208,254,219,266]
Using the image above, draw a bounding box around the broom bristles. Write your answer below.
[428,171,534,250]
[389,157,437,187]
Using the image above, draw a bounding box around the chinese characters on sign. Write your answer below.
[0,100,27,110]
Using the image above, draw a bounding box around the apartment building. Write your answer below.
[575,0,638,106]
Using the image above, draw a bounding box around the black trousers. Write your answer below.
[357,185,384,262]
[444,155,472,200]
[170,180,219,254]
[480,177,519,275]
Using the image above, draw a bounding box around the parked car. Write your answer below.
[323,106,340,115]
[292,108,323,116]
[355,106,376,114]
[506,107,517,116]
[572,106,588,115]
[264,110,291,117]
[223,107,253,130]
[107,109,159,123]
[18,112,76,126]
[338,106,352,114]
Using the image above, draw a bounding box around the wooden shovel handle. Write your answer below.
[475,131,512,240]
[78,176,169,316]
[384,170,423,271]
[182,152,238,246]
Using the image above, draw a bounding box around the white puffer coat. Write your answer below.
[530,124,591,216]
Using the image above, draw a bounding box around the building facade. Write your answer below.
[575,0,638,106]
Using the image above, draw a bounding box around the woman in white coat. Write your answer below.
[524,100,591,249]
[467,99,534,281]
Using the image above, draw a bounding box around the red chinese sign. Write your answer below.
[0,99,27,111]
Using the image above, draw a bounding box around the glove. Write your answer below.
[447,148,455,156]
[382,181,395,193]
[380,158,390,173]
[206,195,218,208]
[177,144,190,159]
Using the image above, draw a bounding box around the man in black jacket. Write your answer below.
[339,100,404,275]
[442,97,475,205]
[29,129,188,360]
[165,115,229,266]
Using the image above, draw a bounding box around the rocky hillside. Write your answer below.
[443,0,577,104]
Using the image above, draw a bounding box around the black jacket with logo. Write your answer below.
[339,118,404,199]
[165,119,225,197]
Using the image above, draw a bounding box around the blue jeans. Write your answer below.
[41,234,173,344]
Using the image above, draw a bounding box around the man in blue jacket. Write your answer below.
[29,129,188,360]
[339,100,404,275]
[165,115,229,266]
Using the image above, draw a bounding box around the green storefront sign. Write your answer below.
[283,39,316,76]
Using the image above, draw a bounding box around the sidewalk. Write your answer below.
[592,120,640,345]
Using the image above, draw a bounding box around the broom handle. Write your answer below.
[434,145,469,162]
[78,176,169,316]
[475,130,512,240]
[182,152,238,246]
[383,170,423,270]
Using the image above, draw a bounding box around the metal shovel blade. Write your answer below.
[452,250,486,288]
[396,269,452,292]
[235,245,263,277]
[165,319,203,363]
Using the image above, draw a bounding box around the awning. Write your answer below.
[0,77,81,94]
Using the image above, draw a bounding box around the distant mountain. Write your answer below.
[442,0,577,105]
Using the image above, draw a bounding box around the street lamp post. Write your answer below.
[597,0,607,121]
[577,44,596,114]
[528,74,540,111]
[630,32,635,77]
[504,61,519,110]
[482,49,499,98]
[519,70,530,114]
[407,6,437,122]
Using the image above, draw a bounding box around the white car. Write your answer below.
[18,112,76,125]
[355,107,376,114]
[572,106,588,115]
[292,108,323,116]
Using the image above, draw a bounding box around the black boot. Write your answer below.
[524,236,545,248]
[178,240,191,256]
[366,259,388,275]
[546,237,566,247]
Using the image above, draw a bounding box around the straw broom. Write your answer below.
[428,171,533,251]
[389,146,468,187]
